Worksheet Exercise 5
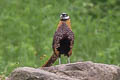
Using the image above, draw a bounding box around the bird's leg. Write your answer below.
[68,49,72,64]
[58,55,61,65]
[67,57,70,63]
[59,57,61,65]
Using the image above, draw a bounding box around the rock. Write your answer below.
[8,61,120,80]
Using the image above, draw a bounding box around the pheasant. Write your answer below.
[42,13,74,67]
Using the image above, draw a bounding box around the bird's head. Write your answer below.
[60,13,70,21]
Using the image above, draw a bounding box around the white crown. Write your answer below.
[60,13,70,20]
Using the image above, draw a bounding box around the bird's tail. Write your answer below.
[42,53,58,67]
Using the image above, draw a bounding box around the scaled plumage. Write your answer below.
[42,13,74,67]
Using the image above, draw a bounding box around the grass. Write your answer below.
[0,0,120,77]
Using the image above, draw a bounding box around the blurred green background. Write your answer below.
[0,0,120,77]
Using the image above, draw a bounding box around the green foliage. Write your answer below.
[0,0,120,76]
